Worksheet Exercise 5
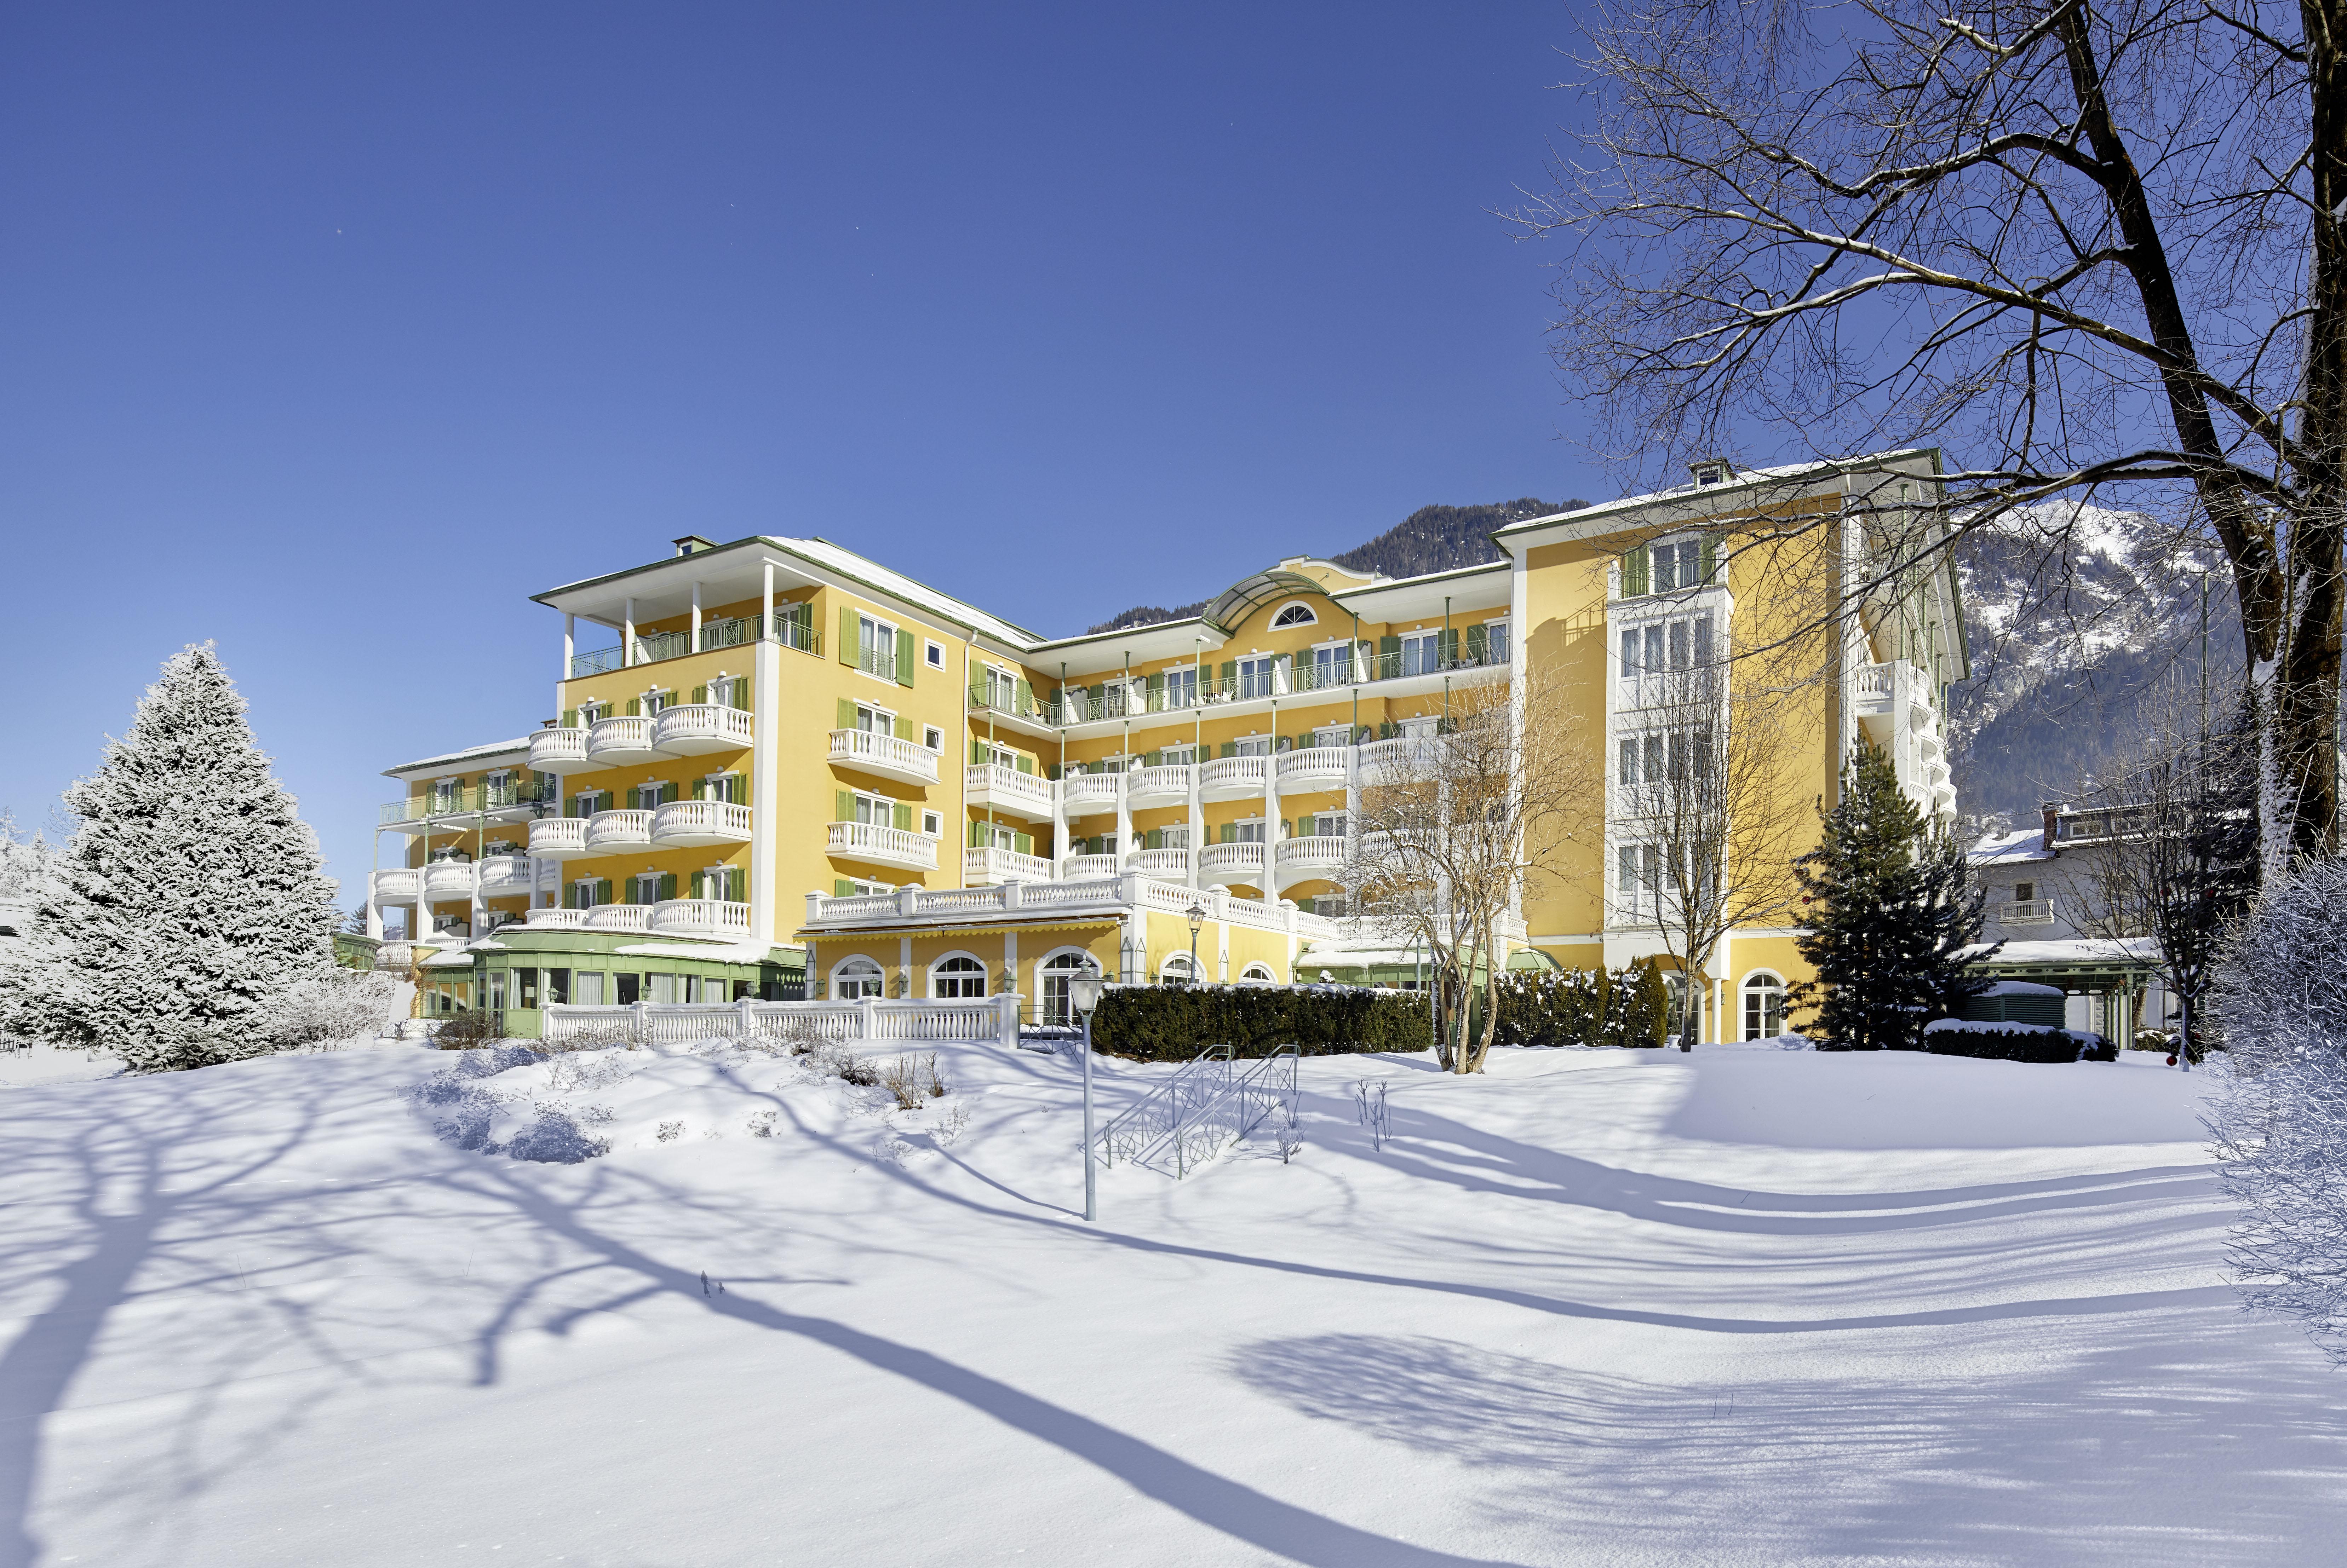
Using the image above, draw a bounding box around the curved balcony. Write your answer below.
[584,905,652,933]
[1198,755,1270,800]
[649,899,752,938]
[651,800,753,848]
[654,703,753,757]
[475,855,537,897]
[1274,835,1349,889]
[966,763,1053,821]
[586,716,672,766]
[370,867,421,901]
[584,808,656,853]
[1063,853,1119,879]
[1275,747,1350,796]
[421,862,477,898]
[528,817,591,859]
[1060,771,1123,815]
[827,820,939,872]
[1128,848,1192,882]
[1198,842,1270,887]
[965,845,1052,884]
[529,727,595,775]
[1126,764,1193,808]
[523,907,587,930]
[829,728,940,788]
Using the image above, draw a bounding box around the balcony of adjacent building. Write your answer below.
[1045,635,1509,734]
[566,607,819,679]
[965,762,1053,820]
[827,819,940,873]
[527,802,750,858]
[829,727,940,788]
[378,777,561,830]
[521,899,752,939]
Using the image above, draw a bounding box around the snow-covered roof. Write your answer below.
[777,537,1043,649]
[1966,936,2160,965]
[1969,828,2052,865]
[1488,449,1941,546]
[1981,979,2065,997]
[382,737,533,780]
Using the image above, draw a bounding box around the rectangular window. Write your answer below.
[1400,632,1440,677]
[2015,880,2036,902]
[1651,540,1702,592]
[925,640,946,669]
[1485,620,1510,665]
[1618,844,1640,897]
[1158,743,1197,765]
[615,973,641,1005]
[543,968,567,1005]
[923,725,944,752]
[848,790,893,825]
[1313,723,1353,748]
[857,616,897,680]
[1237,655,1278,699]
[1233,820,1267,844]
[922,811,942,837]
[1312,811,1348,838]
[1619,737,1640,785]
[649,973,680,1004]
[574,972,603,1005]
[1235,736,1273,757]
[485,971,508,1011]
[514,968,540,1009]
[853,702,893,734]
[1309,643,1351,689]
[1164,666,1199,709]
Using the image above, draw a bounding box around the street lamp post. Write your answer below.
[1185,900,1205,985]
[1069,967,1104,1222]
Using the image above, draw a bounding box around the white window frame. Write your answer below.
[1238,962,1277,984]
[848,789,895,825]
[922,810,943,837]
[852,700,896,735]
[928,951,989,999]
[1483,618,1511,665]
[856,615,899,681]
[1163,665,1200,709]
[1741,970,1787,1040]
[1270,601,1319,628]
[1037,947,1100,1026]
[923,725,945,752]
[830,955,886,1000]
[1236,655,1279,699]
[1399,630,1441,676]
[925,639,946,670]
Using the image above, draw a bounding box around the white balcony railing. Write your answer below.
[1126,764,1193,804]
[1128,848,1192,881]
[966,763,1054,819]
[827,820,939,870]
[649,899,752,937]
[1198,755,1272,797]
[1063,853,1120,878]
[650,800,753,847]
[585,808,656,852]
[965,845,1052,884]
[1061,771,1123,813]
[475,855,536,895]
[421,862,477,898]
[653,703,754,755]
[528,817,590,858]
[1999,898,2054,925]
[586,715,670,765]
[524,907,587,930]
[1274,835,1348,873]
[583,904,653,933]
[529,727,594,774]
[371,868,421,900]
[829,727,941,786]
[1198,842,1270,884]
[1275,746,1350,793]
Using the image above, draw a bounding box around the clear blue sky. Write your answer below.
[1,1,1605,901]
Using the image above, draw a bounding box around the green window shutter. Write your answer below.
[625,697,641,717]
[692,684,707,704]
[836,790,853,822]
[1048,763,1063,781]
[1014,754,1033,774]
[893,802,913,832]
[658,873,677,901]
[689,870,705,900]
[1377,635,1400,674]
[727,867,745,901]
[1147,672,1165,705]
[1379,720,1397,740]
[1620,548,1648,598]
[1220,822,1235,844]
[562,883,577,910]
[968,666,987,706]
[733,680,753,712]
[1218,660,1236,688]
[896,629,917,687]
[1144,749,1162,767]
[1146,827,1164,851]
[1464,624,1488,664]
[663,780,679,805]
[731,774,748,805]
[561,708,577,728]
[839,606,858,666]
[837,697,856,731]
[969,739,986,765]
[834,878,855,897]
[1219,741,1236,759]
[596,879,613,906]
[1012,831,1032,856]
[1014,679,1032,714]
[1437,627,1459,667]
[1701,532,1720,584]
[968,819,985,848]
[1295,733,1314,752]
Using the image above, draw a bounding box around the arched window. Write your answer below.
[1238,962,1277,984]
[1742,972,1786,1040]
[1270,603,1318,628]
[1159,952,1198,985]
[1038,949,1098,1025]
[830,956,884,1001]
[930,953,988,999]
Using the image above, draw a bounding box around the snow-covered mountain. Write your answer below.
[1947,503,2238,833]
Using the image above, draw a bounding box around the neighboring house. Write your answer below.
[368,450,1965,1040]
[1968,805,2163,1041]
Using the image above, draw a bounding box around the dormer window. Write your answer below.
[1691,459,1732,486]
[672,534,716,557]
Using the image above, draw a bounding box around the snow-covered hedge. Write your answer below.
[1088,983,1431,1062]
[1919,1018,2114,1064]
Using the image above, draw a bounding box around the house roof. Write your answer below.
[1969,828,2053,865]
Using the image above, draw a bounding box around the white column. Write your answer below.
[365,829,384,940]
[1003,929,1019,996]
[1052,790,1069,880]
[1114,771,1133,870]
[623,598,636,668]
[762,564,776,642]
[899,934,914,998]
[562,614,575,686]
[750,634,782,947]
[1187,772,1205,891]
[1262,751,1280,900]
[690,581,703,653]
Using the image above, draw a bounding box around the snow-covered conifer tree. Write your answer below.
[2208,857,2347,1361]
[20,645,340,1071]
[0,809,65,1043]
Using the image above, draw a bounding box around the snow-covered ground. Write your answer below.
[1,1038,2337,1567]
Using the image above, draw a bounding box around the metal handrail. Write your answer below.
[1094,1044,1299,1177]
[1096,1046,1231,1170]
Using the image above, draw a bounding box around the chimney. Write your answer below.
[2041,802,2058,851]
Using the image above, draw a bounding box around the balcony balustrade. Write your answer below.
[1999,898,2054,925]
[475,856,538,896]
[1059,770,1124,814]
[523,907,587,930]
[964,845,1052,884]
[370,867,421,901]
[584,808,656,852]
[586,715,672,766]
[378,799,429,827]
[528,727,594,775]
[1126,764,1192,807]
[828,727,940,787]
[1275,746,1350,794]
[528,817,591,859]
[1198,842,1270,885]
[1198,755,1271,800]
[1273,835,1349,888]
[965,763,1053,820]
[583,905,653,933]
[827,819,939,871]
[649,899,752,938]
[1127,848,1192,881]
[1062,853,1120,879]
[569,644,624,678]
[653,703,753,756]
[421,861,477,898]
[651,799,753,848]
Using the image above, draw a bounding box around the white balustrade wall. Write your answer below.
[541,993,1026,1049]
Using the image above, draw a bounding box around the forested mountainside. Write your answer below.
[1947,503,2239,835]
[1084,497,1580,635]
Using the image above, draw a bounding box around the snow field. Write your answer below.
[1,1039,2340,1567]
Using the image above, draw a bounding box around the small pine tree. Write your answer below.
[1791,741,1995,1050]
[16,646,342,1071]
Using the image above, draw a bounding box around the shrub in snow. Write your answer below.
[878,1051,946,1109]
[0,647,342,1072]
[1920,1019,2113,1064]
[2209,856,2347,1361]
[1087,982,1432,1061]
[1489,962,1669,1048]
[264,969,402,1049]
[504,1111,606,1164]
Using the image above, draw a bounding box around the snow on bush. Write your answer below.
[2209,856,2347,1362]
[1920,1019,2114,1064]
[265,969,402,1050]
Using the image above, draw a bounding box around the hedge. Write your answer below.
[1920,1020,2117,1064]
[1087,983,1433,1062]
[1489,961,1670,1049]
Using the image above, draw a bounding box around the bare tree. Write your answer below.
[1346,676,1595,1073]
[1520,0,2347,868]
[1614,650,1808,1049]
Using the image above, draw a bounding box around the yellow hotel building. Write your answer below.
[367,450,1964,1042]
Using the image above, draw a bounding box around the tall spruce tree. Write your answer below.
[1791,741,1995,1050]
[15,645,340,1071]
